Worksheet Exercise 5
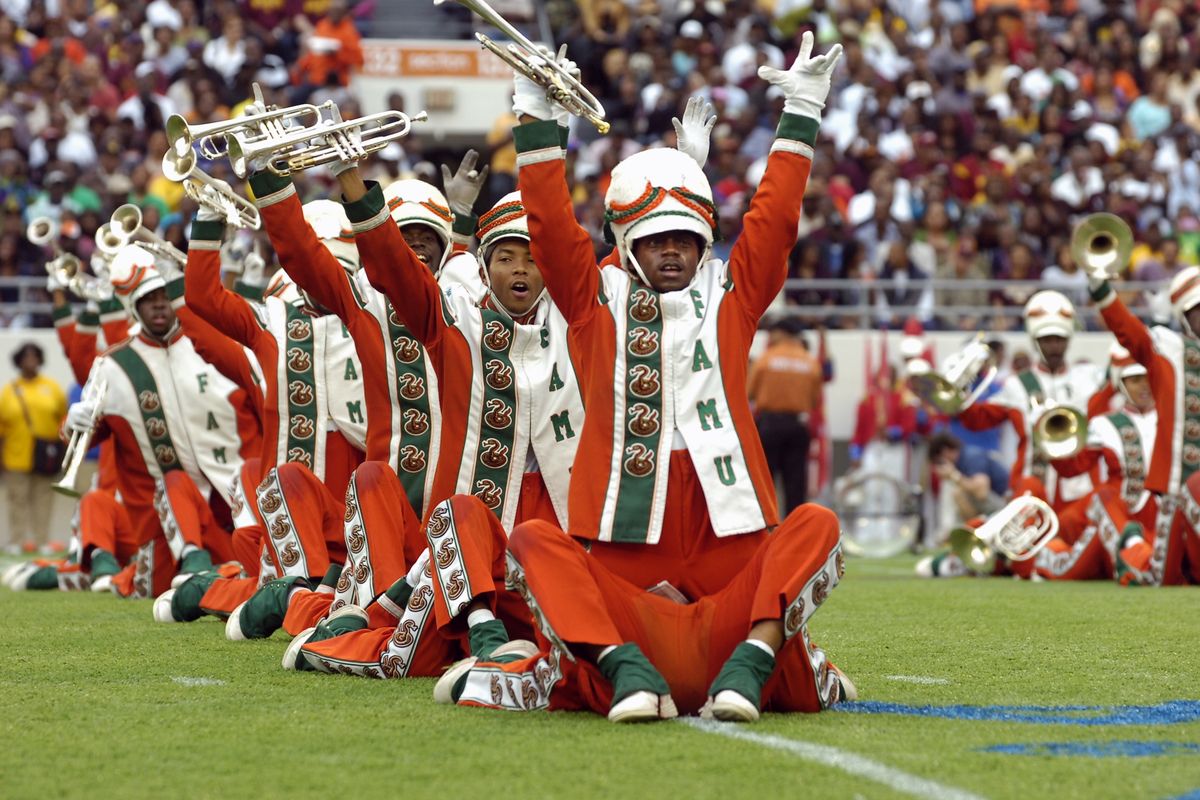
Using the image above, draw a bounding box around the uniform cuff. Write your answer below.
[189,220,225,250]
[1089,280,1113,303]
[98,298,124,319]
[452,211,477,239]
[234,280,264,302]
[52,304,73,324]
[165,276,186,303]
[343,181,389,232]
[776,113,820,146]
[249,171,295,208]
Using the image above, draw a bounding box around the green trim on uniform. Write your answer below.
[1089,280,1113,303]
[283,305,320,470]
[557,123,569,150]
[1183,340,1200,482]
[165,276,185,302]
[248,171,292,201]
[611,287,665,543]
[190,220,225,244]
[342,181,387,223]
[776,113,820,146]
[384,300,434,516]
[76,307,100,328]
[108,345,184,474]
[513,119,563,154]
[452,212,477,238]
[233,281,264,302]
[467,309,520,520]
[99,298,125,318]
[1108,412,1147,507]
[52,304,73,324]
[1018,370,1048,481]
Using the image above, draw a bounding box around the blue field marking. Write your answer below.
[834,700,1200,726]
[981,741,1200,758]
[1164,791,1200,800]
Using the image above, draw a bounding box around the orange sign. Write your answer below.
[362,40,511,80]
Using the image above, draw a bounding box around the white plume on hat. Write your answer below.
[382,179,454,271]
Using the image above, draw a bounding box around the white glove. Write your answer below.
[512,45,577,127]
[327,112,364,177]
[672,96,717,168]
[513,70,554,122]
[66,398,97,435]
[46,262,66,292]
[440,149,489,216]
[195,179,233,223]
[757,31,843,121]
[243,249,267,286]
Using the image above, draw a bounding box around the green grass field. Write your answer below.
[2,556,1198,799]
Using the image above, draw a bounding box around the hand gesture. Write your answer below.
[757,31,843,121]
[440,149,489,216]
[672,96,717,168]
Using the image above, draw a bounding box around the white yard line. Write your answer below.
[680,718,985,800]
[171,676,227,687]
[885,675,951,685]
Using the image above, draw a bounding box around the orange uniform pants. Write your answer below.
[78,490,174,599]
[1032,489,1141,581]
[296,463,460,674]
[426,472,558,645]
[156,471,237,565]
[456,503,845,716]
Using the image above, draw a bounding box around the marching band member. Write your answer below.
[180,195,370,638]
[287,160,584,676]
[1087,266,1200,584]
[246,160,480,672]
[12,248,261,596]
[956,291,1107,512]
[438,34,851,724]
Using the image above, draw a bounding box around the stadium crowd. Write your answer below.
[2,0,1199,331]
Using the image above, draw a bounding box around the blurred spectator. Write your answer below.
[928,430,1008,526]
[747,317,823,512]
[0,342,67,553]
[290,0,364,103]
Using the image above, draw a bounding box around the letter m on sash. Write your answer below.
[551,410,575,442]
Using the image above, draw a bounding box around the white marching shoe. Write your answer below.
[153,589,177,623]
[608,691,679,723]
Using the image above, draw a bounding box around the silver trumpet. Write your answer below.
[906,334,996,415]
[53,377,108,498]
[948,494,1058,574]
[224,107,428,179]
[435,0,609,134]
[1071,212,1133,283]
[1032,399,1087,460]
[166,83,331,160]
[107,203,187,273]
[58,255,111,302]
[161,149,261,230]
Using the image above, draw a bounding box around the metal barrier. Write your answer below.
[0,274,1168,327]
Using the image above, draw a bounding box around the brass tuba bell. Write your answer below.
[906,334,996,415]
[1070,212,1133,283]
[1031,399,1087,460]
[948,494,1058,574]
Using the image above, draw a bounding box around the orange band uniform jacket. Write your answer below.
[350,181,584,532]
[514,114,818,543]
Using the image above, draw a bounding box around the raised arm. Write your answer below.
[730,33,841,322]
[515,118,601,324]
[1092,281,1156,367]
[248,170,368,324]
[336,172,450,347]
[727,114,819,321]
[186,219,269,350]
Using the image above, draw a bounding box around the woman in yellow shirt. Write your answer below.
[0,344,68,553]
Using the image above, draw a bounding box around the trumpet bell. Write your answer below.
[948,525,997,574]
[1070,213,1132,282]
[111,203,143,237]
[908,372,967,414]
[95,224,124,256]
[27,217,58,248]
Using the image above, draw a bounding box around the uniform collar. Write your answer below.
[136,322,183,348]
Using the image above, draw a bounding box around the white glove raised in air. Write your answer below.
[757,31,843,121]
[512,45,578,128]
[672,96,717,169]
[65,398,98,435]
[441,149,489,216]
[196,178,235,223]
